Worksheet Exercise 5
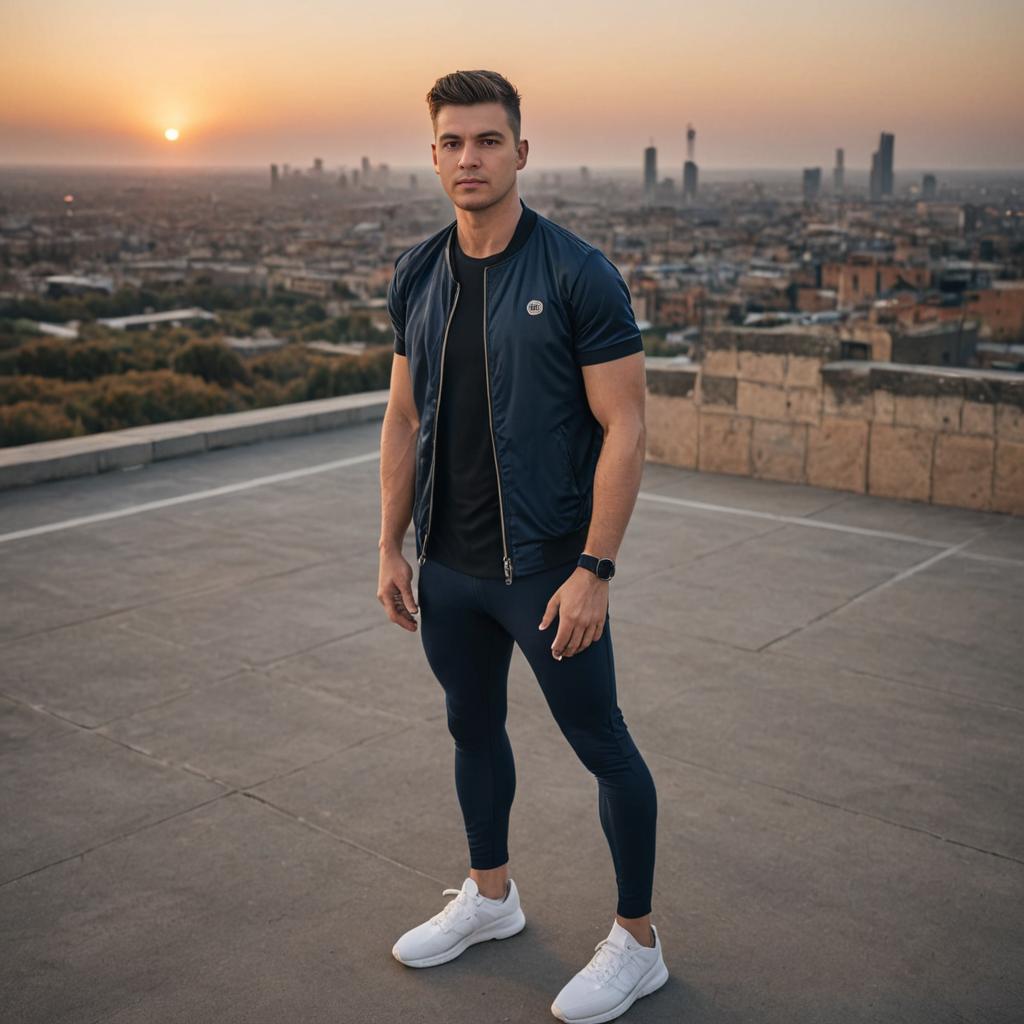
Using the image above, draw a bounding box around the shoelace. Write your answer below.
[581,938,630,985]
[429,887,477,933]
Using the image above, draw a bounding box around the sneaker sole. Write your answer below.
[550,956,669,1024]
[392,907,527,968]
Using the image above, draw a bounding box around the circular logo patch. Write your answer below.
[526,299,544,316]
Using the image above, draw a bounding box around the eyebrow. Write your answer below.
[438,130,506,142]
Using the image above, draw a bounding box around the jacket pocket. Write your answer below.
[557,423,581,499]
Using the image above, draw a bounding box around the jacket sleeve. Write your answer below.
[567,249,644,366]
[387,257,406,356]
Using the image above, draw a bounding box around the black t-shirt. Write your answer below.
[427,205,539,578]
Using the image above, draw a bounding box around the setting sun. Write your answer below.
[164,128,179,142]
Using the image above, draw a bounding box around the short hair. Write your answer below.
[426,70,522,144]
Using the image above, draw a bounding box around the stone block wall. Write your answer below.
[644,327,1024,516]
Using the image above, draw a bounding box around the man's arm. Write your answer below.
[537,348,646,660]
[579,349,647,562]
[564,248,647,561]
[377,352,421,631]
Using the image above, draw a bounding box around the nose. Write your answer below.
[458,145,481,169]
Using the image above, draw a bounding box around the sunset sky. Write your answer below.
[2,0,1022,171]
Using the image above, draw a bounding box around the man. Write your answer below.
[376,69,666,1023]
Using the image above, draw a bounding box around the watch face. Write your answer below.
[597,558,615,580]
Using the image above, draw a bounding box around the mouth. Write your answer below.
[457,179,486,186]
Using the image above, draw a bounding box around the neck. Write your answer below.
[454,187,522,258]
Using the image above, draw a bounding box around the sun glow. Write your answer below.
[164,127,179,142]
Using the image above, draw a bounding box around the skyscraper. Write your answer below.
[833,148,844,194]
[879,132,894,196]
[270,163,279,192]
[869,132,895,200]
[922,173,937,200]
[683,124,698,202]
[643,142,657,198]
[803,168,822,201]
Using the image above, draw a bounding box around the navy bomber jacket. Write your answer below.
[387,199,644,584]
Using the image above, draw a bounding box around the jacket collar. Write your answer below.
[443,197,538,279]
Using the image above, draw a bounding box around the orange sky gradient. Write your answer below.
[2,0,1023,170]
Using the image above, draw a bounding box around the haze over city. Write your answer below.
[3,0,1023,170]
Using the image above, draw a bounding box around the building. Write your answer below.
[964,281,1024,342]
[44,274,114,298]
[224,333,287,356]
[922,173,937,200]
[826,257,930,309]
[833,148,845,194]
[683,161,698,201]
[803,168,822,201]
[869,132,895,200]
[683,124,698,201]
[879,132,894,195]
[97,308,218,331]
[891,319,979,366]
[643,143,657,198]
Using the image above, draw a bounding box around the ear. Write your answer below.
[431,142,439,174]
[516,138,529,171]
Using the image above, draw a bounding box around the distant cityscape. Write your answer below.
[1,129,1022,445]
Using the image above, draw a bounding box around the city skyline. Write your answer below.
[2,0,1023,170]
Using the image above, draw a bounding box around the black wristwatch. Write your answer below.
[577,552,616,580]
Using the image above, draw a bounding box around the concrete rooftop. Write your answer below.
[1,417,1023,1023]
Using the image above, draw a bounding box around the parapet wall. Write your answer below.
[644,328,1024,516]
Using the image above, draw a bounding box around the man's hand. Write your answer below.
[538,568,608,659]
[377,548,419,632]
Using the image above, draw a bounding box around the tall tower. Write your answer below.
[869,150,882,201]
[643,141,657,198]
[870,132,894,200]
[313,157,323,176]
[803,167,822,201]
[833,148,844,194]
[879,132,895,195]
[270,163,279,192]
[683,123,698,201]
[922,173,937,200]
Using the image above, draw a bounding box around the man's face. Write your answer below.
[431,102,528,211]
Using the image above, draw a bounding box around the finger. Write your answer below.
[397,585,417,614]
[388,585,418,628]
[551,619,575,660]
[575,622,598,654]
[562,623,587,658]
[538,595,559,631]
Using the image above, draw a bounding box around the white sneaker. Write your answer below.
[391,876,526,968]
[551,920,668,1024]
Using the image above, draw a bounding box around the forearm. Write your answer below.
[379,410,419,554]
[582,421,646,561]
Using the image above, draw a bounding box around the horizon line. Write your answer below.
[3,161,1023,175]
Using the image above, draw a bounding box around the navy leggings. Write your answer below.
[417,555,658,919]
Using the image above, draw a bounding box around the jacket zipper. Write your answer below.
[483,266,514,585]
[418,279,461,567]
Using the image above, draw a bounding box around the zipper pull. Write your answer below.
[503,556,512,585]
[418,553,426,566]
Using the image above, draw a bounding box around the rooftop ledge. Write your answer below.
[645,357,1024,407]
[2,346,1022,516]
[0,391,389,491]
